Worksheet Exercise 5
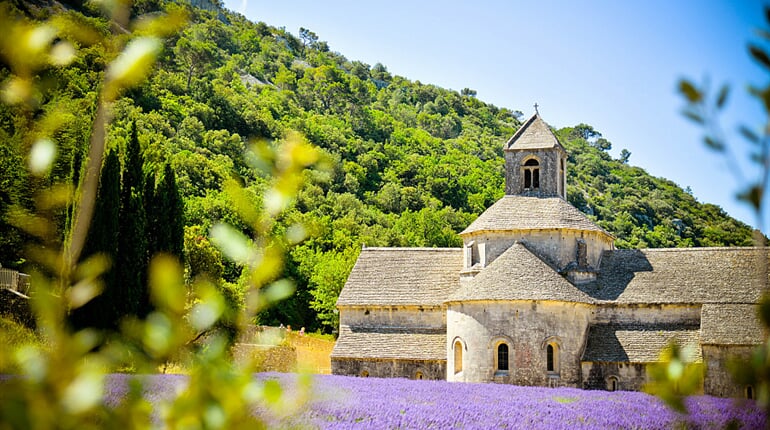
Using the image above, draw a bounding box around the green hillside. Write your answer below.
[0,0,756,333]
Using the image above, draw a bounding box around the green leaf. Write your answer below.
[749,45,770,71]
[28,138,57,175]
[715,84,729,109]
[759,295,770,328]
[210,223,255,266]
[103,37,162,101]
[703,136,725,151]
[678,80,702,103]
[757,29,770,41]
[682,110,704,124]
[737,184,763,211]
[739,125,761,144]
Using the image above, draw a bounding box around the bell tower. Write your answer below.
[503,110,567,198]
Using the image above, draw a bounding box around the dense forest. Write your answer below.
[0,0,757,334]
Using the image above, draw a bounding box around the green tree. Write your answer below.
[173,24,220,91]
[117,121,148,318]
[294,246,359,331]
[619,148,631,164]
[70,150,121,330]
[155,163,185,261]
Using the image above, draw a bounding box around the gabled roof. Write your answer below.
[446,243,594,303]
[583,247,769,304]
[700,304,765,345]
[460,196,612,236]
[336,247,462,307]
[331,326,446,361]
[581,323,702,363]
[504,113,565,151]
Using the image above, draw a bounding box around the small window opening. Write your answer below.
[747,385,755,400]
[523,159,540,189]
[454,341,463,374]
[547,344,554,372]
[415,371,424,380]
[608,377,618,392]
[497,344,509,371]
[361,370,369,377]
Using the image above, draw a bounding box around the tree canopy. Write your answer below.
[0,0,757,334]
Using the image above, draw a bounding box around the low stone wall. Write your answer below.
[332,357,445,380]
[233,343,297,372]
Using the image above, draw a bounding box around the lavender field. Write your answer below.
[107,373,765,429]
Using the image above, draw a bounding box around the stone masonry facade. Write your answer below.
[332,112,767,398]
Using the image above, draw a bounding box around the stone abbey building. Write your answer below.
[331,112,768,396]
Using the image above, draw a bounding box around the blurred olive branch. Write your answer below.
[647,4,770,418]
[0,1,318,428]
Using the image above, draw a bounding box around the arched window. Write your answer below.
[415,371,424,380]
[559,159,565,197]
[546,344,555,372]
[454,341,463,374]
[497,343,509,371]
[607,376,619,392]
[543,337,560,375]
[747,385,755,400]
[523,158,540,189]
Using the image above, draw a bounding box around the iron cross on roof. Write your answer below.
[534,103,539,114]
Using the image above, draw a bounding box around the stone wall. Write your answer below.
[505,149,565,198]
[703,345,755,398]
[581,361,648,391]
[463,229,612,272]
[340,306,445,329]
[332,357,446,380]
[232,344,297,372]
[593,304,701,325]
[447,301,592,387]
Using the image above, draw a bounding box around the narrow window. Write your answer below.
[497,344,509,371]
[608,377,618,392]
[533,168,540,188]
[547,344,554,372]
[747,385,755,400]
[524,169,532,188]
[454,341,463,374]
[415,371,424,380]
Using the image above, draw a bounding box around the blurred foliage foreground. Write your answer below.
[645,5,770,423]
[0,2,319,428]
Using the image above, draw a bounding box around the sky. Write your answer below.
[223,0,768,231]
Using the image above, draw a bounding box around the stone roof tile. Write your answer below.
[447,243,595,303]
[336,248,463,307]
[701,304,766,345]
[331,326,446,360]
[504,113,564,151]
[584,248,769,304]
[582,323,702,363]
[460,196,611,236]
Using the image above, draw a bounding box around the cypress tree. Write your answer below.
[70,150,121,330]
[144,171,159,260]
[155,162,185,261]
[116,122,148,318]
